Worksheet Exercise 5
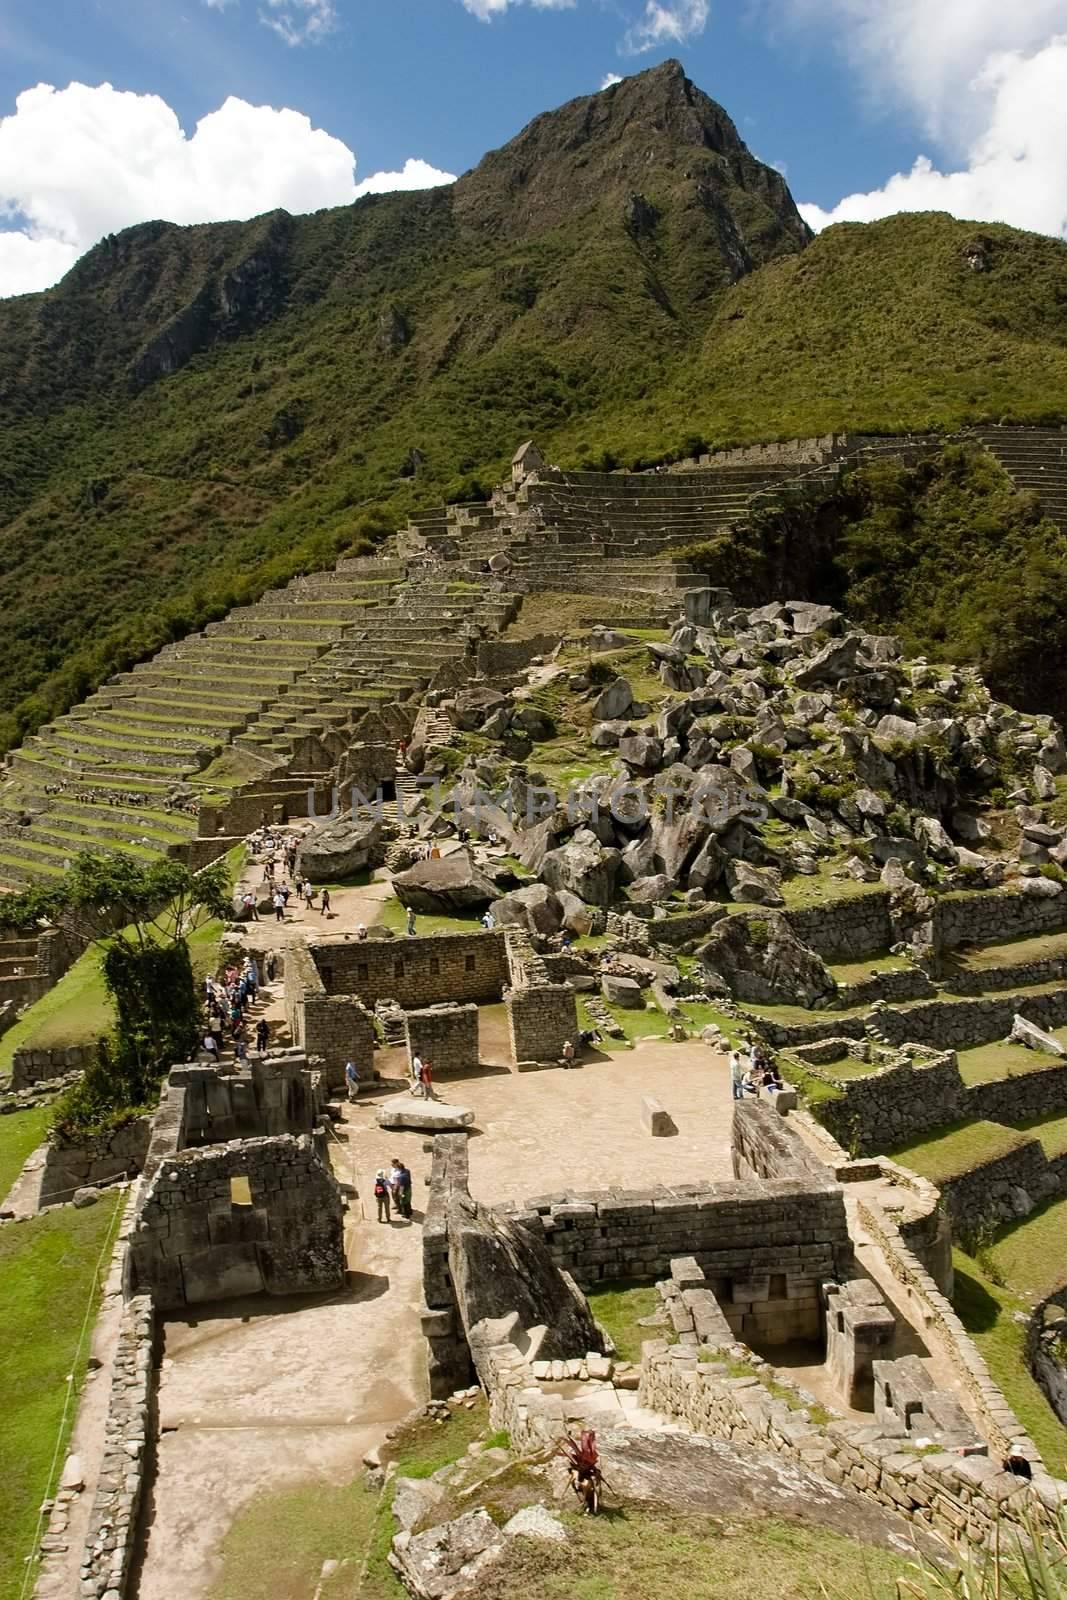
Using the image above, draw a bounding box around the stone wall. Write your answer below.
[931,1136,1063,1234]
[508,1183,851,1345]
[404,1004,479,1076]
[783,892,892,961]
[476,632,559,679]
[871,987,1067,1051]
[421,1132,475,1397]
[312,930,508,1010]
[11,1040,96,1090]
[967,1061,1067,1123]
[284,939,376,1089]
[126,1133,345,1309]
[799,1052,967,1157]
[505,983,577,1064]
[856,1194,1049,1470]
[837,968,935,1008]
[639,1340,1057,1550]
[172,1051,324,1145]
[933,887,1067,951]
[75,1293,156,1600]
[39,1114,153,1207]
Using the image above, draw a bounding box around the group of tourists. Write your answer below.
[201,955,272,1062]
[729,1038,783,1101]
[373,1158,413,1222]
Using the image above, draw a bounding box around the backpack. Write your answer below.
[374,1178,387,1198]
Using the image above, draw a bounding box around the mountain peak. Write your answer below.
[453,61,809,256]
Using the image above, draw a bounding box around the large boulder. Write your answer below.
[628,874,674,903]
[540,831,621,907]
[452,687,507,732]
[1009,1015,1067,1057]
[602,974,644,1008]
[592,677,634,721]
[298,817,383,881]
[447,1190,602,1362]
[725,860,783,906]
[698,913,837,1007]
[490,883,564,936]
[391,1511,504,1600]
[392,850,499,913]
[793,634,866,687]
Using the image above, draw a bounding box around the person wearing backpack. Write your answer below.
[373,1168,391,1223]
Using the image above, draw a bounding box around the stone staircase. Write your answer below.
[974,426,1067,532]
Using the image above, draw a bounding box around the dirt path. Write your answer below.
[132,1135,426,1600]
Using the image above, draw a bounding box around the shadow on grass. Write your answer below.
[952,1262,1003,1334]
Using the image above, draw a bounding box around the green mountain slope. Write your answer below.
[0,59,1066,755]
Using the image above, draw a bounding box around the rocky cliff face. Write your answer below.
[0,61,808,400]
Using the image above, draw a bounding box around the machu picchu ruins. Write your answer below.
[4,45,1067,1600]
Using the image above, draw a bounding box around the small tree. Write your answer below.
[49,853,232,1137]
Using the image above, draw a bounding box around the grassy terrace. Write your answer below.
[956,1037,1067,1085]
[889,1119,1036,1184]
[949,929,1067,971]
[0,917,226,1080]
[952,1247,1067,1478]
[1015,1110,1067,1160]
[0,1192,124,1600]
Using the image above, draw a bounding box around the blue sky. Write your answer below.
[0,0,1065,296]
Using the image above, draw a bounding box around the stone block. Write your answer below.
[641,1097,674,1137]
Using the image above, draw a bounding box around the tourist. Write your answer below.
[255,1019,270,1054]
[234,1038,248,1064]
[481,909,495,930]
[320,888,331,916]
[201,1031,219,1060]
[357,922,368,941]
[420,1057,436,1100]
[242,891,259,922]
[345,1059,360,1103]
[373,1168,392,1223]
[265,950,277,983]
[390,1158,413,1219]
[304,881,315,912]
[406,906,417,937]
[272,889,285,923]
[410,1051,425,1097]
[741,1065,760,1097]
[729,1050,745,1102]
[561,1039,576,1069]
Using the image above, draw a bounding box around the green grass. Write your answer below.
[952,931,1067,971]
[0,1103,52,1201]
[952,1249,1067,1479]
[890,1120,1036,1185]
[374,895,485,939]
[0,917,224,1074]
[474,1511,913,1600]
[779,1059,844,1107]
[980,1194,1067,1303]
[208,1399,490,1600]
[955,1040,1066,1086]
[1015,1111,1067,1161]
[587,1280,670,1364]
[0,1192,124,1600]
[827,953,910,984]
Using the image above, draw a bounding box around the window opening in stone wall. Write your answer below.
[357,963,369,982]
[769,1273,787,1300]
[230,1175,253,1207]
[394,959,405,978]
[430,957,440,975]
[464,955,476,972]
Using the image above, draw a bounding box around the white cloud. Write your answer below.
[0,82,456,297]
[258,0,337,45]
[797,28,1067,240]
[354,157,457,197]
[600,72,623,88]
[460,0,574,19]
[622,0,709,54]
[781,0,1065,145]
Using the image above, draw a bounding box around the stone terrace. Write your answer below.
[976,426,1067,534]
